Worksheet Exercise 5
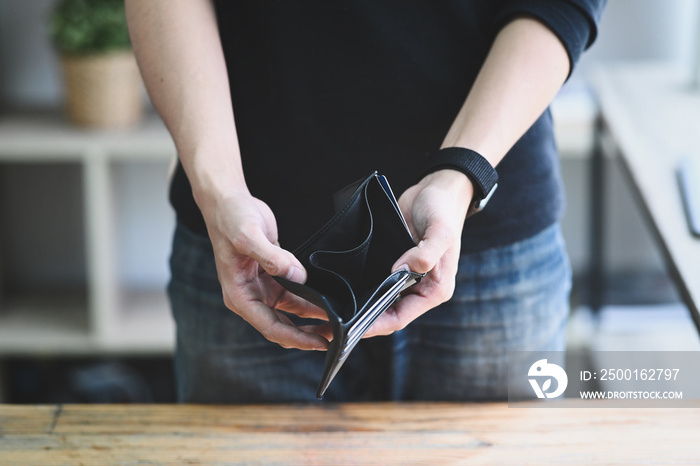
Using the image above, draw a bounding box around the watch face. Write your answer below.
[468,182,498,217]
[423,148,499,215]
[481,182,498,206]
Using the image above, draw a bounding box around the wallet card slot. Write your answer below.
[343,272,410,353]
[358,178,417,291]
[377,174,414,242]
[304,181,376,321]
[273,274,346,323]
[302,265,357,322]
[309,241,371,307]
[294,174,375,260]
[345,270,423,342]
[308,200,373,306]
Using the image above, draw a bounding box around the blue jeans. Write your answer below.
[168,223,571,402]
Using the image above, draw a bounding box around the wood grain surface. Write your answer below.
[1,402,699,464]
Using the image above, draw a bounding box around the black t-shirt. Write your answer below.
[170,0,605,253]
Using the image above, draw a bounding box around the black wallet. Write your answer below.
[274,172,424,398]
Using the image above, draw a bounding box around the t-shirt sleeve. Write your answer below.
[493,0,607,75]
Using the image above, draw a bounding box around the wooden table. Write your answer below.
[1,402,699,464]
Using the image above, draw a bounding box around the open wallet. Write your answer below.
[274,172,425,398]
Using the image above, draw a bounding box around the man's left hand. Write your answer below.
[363,169,474,337]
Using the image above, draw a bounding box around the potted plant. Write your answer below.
[50,0,142,128]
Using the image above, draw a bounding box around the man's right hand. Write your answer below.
[202,190,331,350]
[127,0,330,350]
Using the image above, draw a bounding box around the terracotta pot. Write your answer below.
[61,50,142,128]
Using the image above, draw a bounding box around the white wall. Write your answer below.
[579,0,699,68]
[0,0,62,107]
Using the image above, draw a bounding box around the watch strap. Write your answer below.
[421,147,498,200]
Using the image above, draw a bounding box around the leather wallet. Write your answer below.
[274,172,424,398]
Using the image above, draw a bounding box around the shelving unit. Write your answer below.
[0,110,176,355]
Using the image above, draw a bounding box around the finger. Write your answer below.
[234,227,307,283]
[392,221,450,274]
[298,321,333,342]
[244,300,330,350]
[277,292,329,320]
[273,310,331,341]
[362,293,434,338]
[274,309,295,326]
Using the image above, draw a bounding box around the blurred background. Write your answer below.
[0,0,699,403]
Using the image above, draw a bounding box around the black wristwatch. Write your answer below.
[421,147,499,217]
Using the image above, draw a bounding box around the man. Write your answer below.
[126,0,606,402]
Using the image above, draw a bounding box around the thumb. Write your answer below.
[237,228,307,283]
[392,223,449,275]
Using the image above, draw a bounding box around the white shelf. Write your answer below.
[0,290,174,355]
[0,109,176,356]
[0,110,176,161]
[0,292,92,355]
[102,289,174,354]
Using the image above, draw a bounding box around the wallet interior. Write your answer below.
[291,173,417,323]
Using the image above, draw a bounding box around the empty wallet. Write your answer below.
[274,172,424,398]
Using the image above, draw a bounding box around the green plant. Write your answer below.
[50,0,130,54]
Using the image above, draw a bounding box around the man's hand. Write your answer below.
[363,170,474,337]
[128,1,331,350]
[203,190,332,350]
[360,17,571,338]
